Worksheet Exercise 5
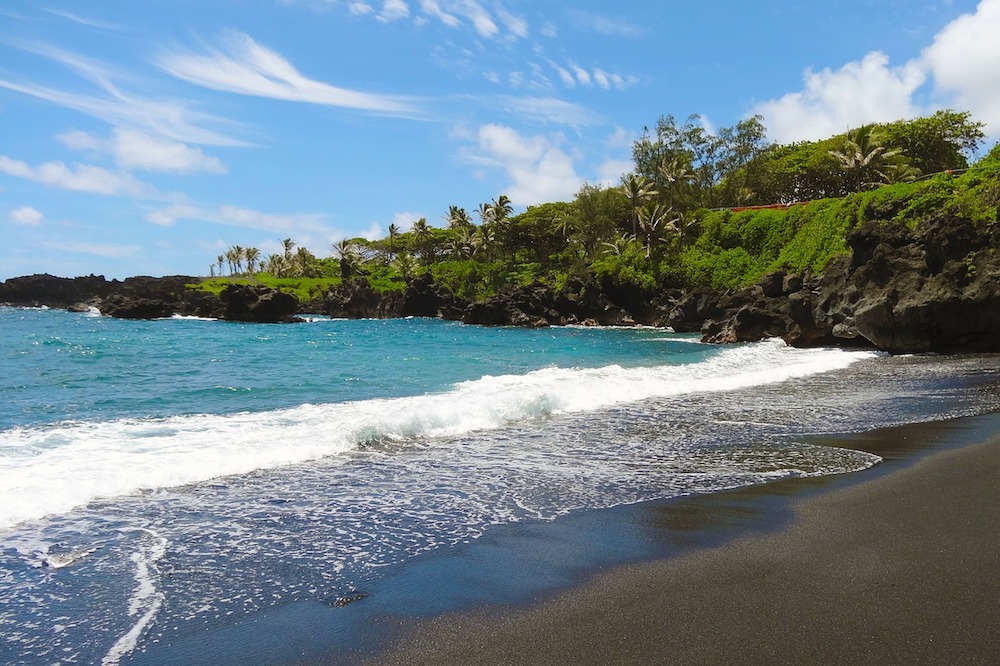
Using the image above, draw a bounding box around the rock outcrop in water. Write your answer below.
[0,275,300,323]
[2,213,997,351]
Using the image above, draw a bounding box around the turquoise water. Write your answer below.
[0,308,713,429]
[1,306,997,665]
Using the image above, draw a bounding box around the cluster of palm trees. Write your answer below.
[617,162,699,260]
[210,238,321,278]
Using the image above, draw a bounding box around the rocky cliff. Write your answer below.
[694,215,1000,353]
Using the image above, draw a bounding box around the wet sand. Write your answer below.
[368,415,1000,665]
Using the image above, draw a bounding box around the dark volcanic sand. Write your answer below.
[366,414,1000,665]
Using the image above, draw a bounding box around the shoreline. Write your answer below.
[362,412,1000,665]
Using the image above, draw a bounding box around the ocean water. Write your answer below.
[1,307,998,664]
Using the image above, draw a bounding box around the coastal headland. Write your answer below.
[2,209,998,351]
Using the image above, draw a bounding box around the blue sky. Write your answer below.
[2,0,999,279]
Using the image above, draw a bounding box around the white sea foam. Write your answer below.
[0,340,877,530]
[166,314,217,321]
[102,529,167,666]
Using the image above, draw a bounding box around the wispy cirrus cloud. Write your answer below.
[568,10,645,39]
[42,7,123,31]
[0,44,249,147]
[494,95,603,128]
[146,201,335,236]
[157,31,421,116]
[58,128,227,174]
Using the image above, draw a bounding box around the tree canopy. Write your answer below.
[200,110,995,300]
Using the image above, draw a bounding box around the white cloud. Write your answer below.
[550,61,636,91]
[596,159,635,187]
[922,0,1000,132]
[348,2,375,16]
[451,0,498,38]
[420,0,460,27]
[157,30,419,116]
[58,128,227,174]
[552,63,576,88]
[392,211,423,230]
[145,202,202,226]
[356,221,383,240]
[0,155,153,196]
[496,6,528,39]
[592,69,610,90]
[750,52,925,143]
[378,0,410,22]
[465,124,581,205]
[605,126,634,149]
[8,206,43,226]
[750,1,1000,143]
[571,65,591,87]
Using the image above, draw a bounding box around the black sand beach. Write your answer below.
[366,413,1000,665]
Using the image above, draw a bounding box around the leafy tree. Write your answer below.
[880,110,985,174]
[574,183,630,259]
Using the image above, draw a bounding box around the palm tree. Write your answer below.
[224,248,237,276]
[230,245,245,275]
[394,252,416,281]
[446,205,474,231]
[601,232,635,256]
[334,239,360,280]
[244,247,260,275]
[488,195,514,261]
[829,124,902,192]
[657,156,693,210]
[280,238,296,261]
[216,254,225,276]
[411,217,432,263]
[386,223,400,261]
[637,202,673,258]
[264,253,287,277]
[663,211,699,252]
[621,173,658,236]
[491,194,513,222]
[554,212,574,243]
[294,246,316,277]
[476,202,494,226]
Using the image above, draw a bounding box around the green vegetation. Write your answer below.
[193,110,996,303]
